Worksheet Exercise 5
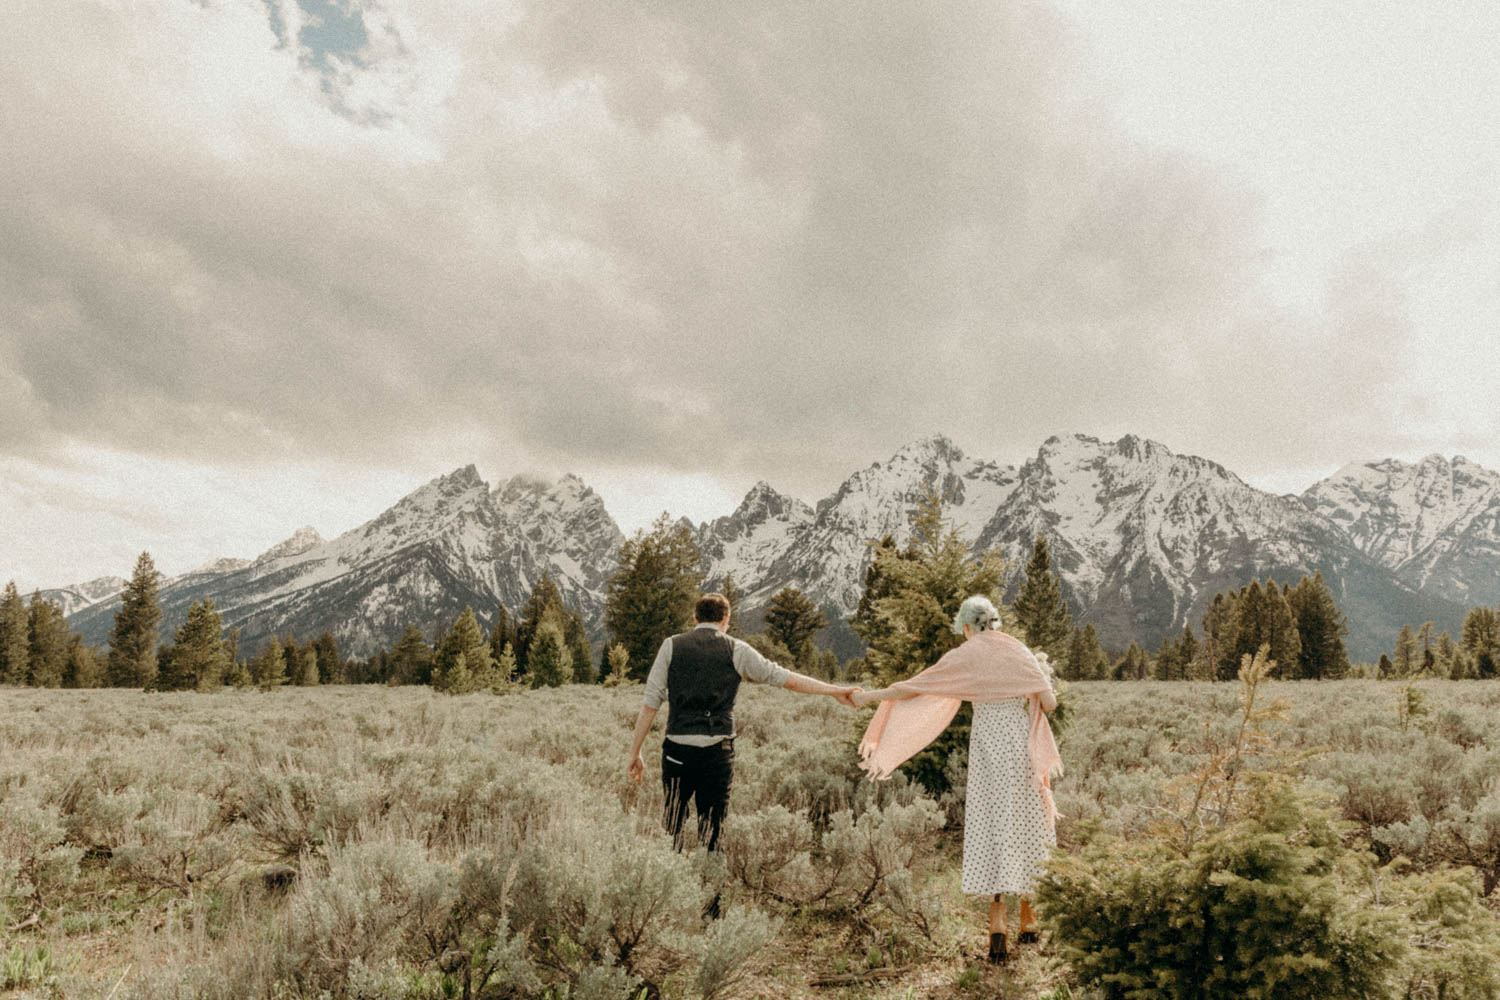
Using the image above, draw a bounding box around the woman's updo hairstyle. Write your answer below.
[952,595,1001,636]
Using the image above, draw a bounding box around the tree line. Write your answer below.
[0,520,843,693]
[6,499,1498,691]
[1380,604,1500,680]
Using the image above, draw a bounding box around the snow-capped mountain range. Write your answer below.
[55,435,1498,660]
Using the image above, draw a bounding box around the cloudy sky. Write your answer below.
[4,0,1499,591]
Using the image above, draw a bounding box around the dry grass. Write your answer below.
[2,679,1498,998]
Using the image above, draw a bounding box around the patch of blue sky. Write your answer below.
[294,0,369,70]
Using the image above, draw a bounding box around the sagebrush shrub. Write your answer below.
[0,793,82,921]
[691,904,780,1000]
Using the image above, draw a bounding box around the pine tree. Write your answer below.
[1220,580,1299,679]
[602,514,704,681]
[849,535,904,658]
[494,641,519,691]
[851,489,1008,688]
[434,607,494,693]
[1153,633,1182,681]
[1064,626,1088,681]
[253,637,288,691]
[1377,652,1395,679]
[444,652,474,695]
[1012,534,1073,662]
[517,573,566,671]
[1287,573,1350,680]
[164,598,232,691]
[602,643,630,687]
[388,624,432,685]
[26,593,72,687]
[1416,621,1437,675]
[1436,631,1460,679]
[1461,605,1500,679]
[488,604,517,672]
[152,645,177,693]
[1392,624,1417,678]
[107,552,163,688]
[1178,625,1200,679]
[1062,623,1109,680]
[313,632,341,684]
[719,572,746,637]
[763,587,827,661]
[299,646,320,686]
[1223,581,1266,679]
[1113,641,1148,681]
[64,639,104,688]
[562,608,595,683]
[1262,581,1303,677]
[227,658,253,689]
[1201,591,1240,679]
[0,580,30,685]
[527,617,573,688]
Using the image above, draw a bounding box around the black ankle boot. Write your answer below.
[987,931,1008,965]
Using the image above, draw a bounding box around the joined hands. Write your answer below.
[830,685,861,708]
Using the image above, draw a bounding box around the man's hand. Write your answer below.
[627,705,656,784]
[831,686,860,707]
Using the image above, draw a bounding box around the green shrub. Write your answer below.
[1039,776,1401,999]
[1388,864,1500,999]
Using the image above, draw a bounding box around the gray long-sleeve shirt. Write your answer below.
[643,622,792,746]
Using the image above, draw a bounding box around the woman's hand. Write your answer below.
[851,689,878,708]
[830,686,861,707]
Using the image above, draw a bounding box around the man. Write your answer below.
[626,592,858,854]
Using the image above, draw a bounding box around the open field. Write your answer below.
[2,680,1499,998]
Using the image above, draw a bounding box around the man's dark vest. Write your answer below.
[666,627,741,738]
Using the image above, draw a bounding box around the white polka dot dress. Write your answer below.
[961,698,1056,896]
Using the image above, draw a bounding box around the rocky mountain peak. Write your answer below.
[887,433,965,467]
[54,436,1499,663]
[496,473,554,504]
[731,481,809,521]
[254,526,325,564]
[39,576,128,618]
[187,557,252,576]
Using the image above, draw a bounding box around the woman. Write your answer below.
[853,596,1061,964]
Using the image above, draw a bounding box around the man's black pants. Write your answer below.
[660,738,734,852]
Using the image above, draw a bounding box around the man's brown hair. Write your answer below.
[695,593,730,624]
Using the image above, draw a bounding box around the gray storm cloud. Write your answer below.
[0,0,1475,512]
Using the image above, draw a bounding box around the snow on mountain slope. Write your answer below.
[58,435,1489,663]
[697,481,815,593]
[1303,456,1500,605]
[67,467,623,658]
[697,433,1461,658]
[710,435,1020,614]
[968,434,1458,655]
[38,576,127,617]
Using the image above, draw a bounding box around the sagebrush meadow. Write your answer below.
[3,678,1498,998]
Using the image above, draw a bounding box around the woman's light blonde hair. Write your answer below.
[952,595,1000,635]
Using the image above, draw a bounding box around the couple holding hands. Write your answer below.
[625,591,1062,963]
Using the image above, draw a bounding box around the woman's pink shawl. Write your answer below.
[858,630,1064,827]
